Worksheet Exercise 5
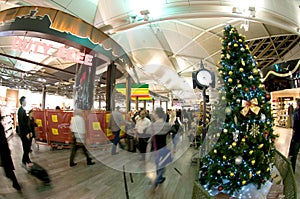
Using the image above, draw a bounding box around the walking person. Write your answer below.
[135,110,151,161]
[146,107,172,191]
[288,99,300,172]
[0,111,21,190]
[288,103,294,128]
[69,109,95,167]
[28,109,37,152]
[109,106,126,155]
[17,96,33,168]
[169,110,181,153]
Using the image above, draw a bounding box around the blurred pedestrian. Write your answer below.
[135,110,151,160]
[146,107,172,190]
[109,106,126,155]
[28,109,37,152]
[0,111,21,190]
[69,109,95,167]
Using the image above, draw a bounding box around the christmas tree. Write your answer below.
[199,24,278,195]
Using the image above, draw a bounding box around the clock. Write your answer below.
[192,69,214,89]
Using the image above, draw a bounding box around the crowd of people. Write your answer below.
[107,106,207,190]
[1,95,206,192]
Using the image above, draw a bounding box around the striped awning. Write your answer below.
[115,84,152,100]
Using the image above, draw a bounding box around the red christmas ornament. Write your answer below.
[244,87,249,92]
[261,179,265,183]
[252,86,256,90]
[218,186,223,191]
[227,46,230,50]
[264,131,269,138]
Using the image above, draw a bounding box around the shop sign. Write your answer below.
[12,37,94,66]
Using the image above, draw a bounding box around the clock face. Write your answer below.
[196,69,212,86]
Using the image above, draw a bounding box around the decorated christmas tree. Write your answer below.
[199,24,278,196]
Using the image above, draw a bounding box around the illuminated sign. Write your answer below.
[12,37,94,66]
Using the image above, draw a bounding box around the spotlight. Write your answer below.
[248,6,256,17]
[140,10,150,21]
[140,10,150,15]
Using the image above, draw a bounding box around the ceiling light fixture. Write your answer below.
[232,6,255,18]
[140,10,150,21]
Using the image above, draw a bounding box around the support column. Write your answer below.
[126,75,131,113]
[106,62,116,111]
[135,96,139,110]
[152,99,155,111]
[41,85,46,110]
[74,57,99,110]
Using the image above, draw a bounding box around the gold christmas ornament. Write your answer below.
[217,170,221,174]
[253,69,259,74]
[223,155,227,160]
[229,71,233,76]
[242,180,247,185]
[256,170,261,175]
[223,129,228,133]
[228,78,233,83]
[258,144,264,149]
[221,54,224,58]
[259,84,263,88]
[234,43,238,47]
[249,150,253,155]
[234,116,238,124]
[232,142,237,147]
[214,149,217,153]
[249,75,253,80]
[242,138,246,142]
[219,70,223,74]
[239,68,244,72]
[222,96,226,101]
[227,54,230,59]
[237,84,242,88]
[238,39,242,42]
[241,60,245,66]
[266,167,270,172]
[249,172,253,179]
[240,98,260,116]
[230,172,234,177]
[251,160,256,165]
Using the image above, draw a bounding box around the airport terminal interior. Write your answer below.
[0,0,300,199]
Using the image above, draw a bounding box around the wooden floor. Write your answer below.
[0,134,197,199]
[0,127,299,199]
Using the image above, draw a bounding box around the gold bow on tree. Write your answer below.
[240,98,260,116]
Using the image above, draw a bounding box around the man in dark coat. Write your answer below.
[0,112,21,190]
[289,99,300,172]
[17,96,32,167]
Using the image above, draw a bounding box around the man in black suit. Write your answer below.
[17,96,32,167]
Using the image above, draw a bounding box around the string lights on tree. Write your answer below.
[198,24,278,197]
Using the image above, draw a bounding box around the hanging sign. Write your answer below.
[12,37,94,66]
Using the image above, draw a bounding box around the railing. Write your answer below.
[192,150,297,199]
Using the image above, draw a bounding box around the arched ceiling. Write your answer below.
[0,0,299,102]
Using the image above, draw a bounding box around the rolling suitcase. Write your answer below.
[26,162,50,183]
